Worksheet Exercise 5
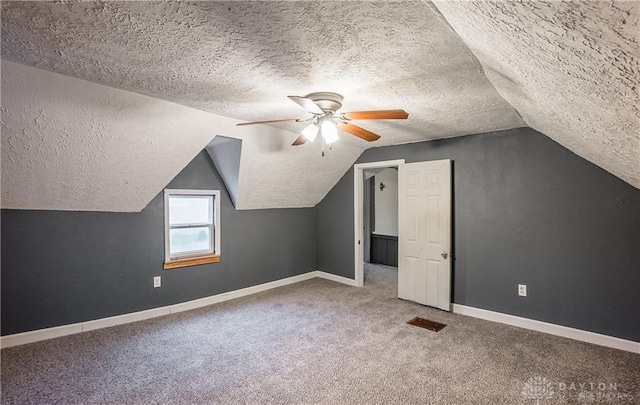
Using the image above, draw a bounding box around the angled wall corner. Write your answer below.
[206,136,243,207]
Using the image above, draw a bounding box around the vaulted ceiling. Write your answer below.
[1,1,638,211]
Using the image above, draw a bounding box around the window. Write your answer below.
[164,189,220,269]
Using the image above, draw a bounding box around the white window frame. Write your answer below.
[164,189,221,262]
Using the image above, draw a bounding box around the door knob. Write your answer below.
[441,252,449,259]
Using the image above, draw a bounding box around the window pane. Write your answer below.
[169,196,212,225]
[169,227,211,256]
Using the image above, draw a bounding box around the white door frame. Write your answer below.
[353,159,405,287]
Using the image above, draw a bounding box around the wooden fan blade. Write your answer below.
[287,96,324,115]
[292,135,307,146]
[341,109,408,120]
[236,118,300,126]
[338,123,381,142]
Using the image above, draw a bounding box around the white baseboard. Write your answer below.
[316,271,359,287]
[81,307,172,333]
[452,304,640,354]
[1,271,319,349]
[1,323,83,347]
[4,276,636,354]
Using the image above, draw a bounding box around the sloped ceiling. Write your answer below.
[1,60,240,212]
[1,1,637,212]
[0,0,522,211]
[432,0,639,189]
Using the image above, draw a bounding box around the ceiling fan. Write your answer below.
[237,92,408,154]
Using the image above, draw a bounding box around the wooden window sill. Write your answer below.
[164,255,220,270]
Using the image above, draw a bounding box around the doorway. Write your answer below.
[353,160,405,287]
[365,168,399,267]
[354,159,453,312]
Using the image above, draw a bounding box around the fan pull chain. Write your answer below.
[321,136,325,157]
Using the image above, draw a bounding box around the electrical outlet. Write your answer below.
[153,276,161,288]
[518,284,527,297]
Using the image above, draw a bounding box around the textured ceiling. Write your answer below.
[1,1,637,212]
[0,0,522,211]
[433,0,639,188]
[1,60,365,211]
[0,0,521,140]
[1,60,238,212]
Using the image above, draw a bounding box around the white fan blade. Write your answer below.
[287,96,324,115]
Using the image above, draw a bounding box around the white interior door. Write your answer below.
[398,160,452,311]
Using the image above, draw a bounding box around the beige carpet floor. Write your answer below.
[2,264,639,404]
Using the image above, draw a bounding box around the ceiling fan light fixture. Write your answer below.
[321,119,339,144]
[301,123,319,142]
[237,92,409,151]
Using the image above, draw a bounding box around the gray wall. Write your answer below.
[1,151,317,335]
[316,127,640,342]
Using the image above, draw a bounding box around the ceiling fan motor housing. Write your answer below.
[236,92,408,147]
[306,92,343,113]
